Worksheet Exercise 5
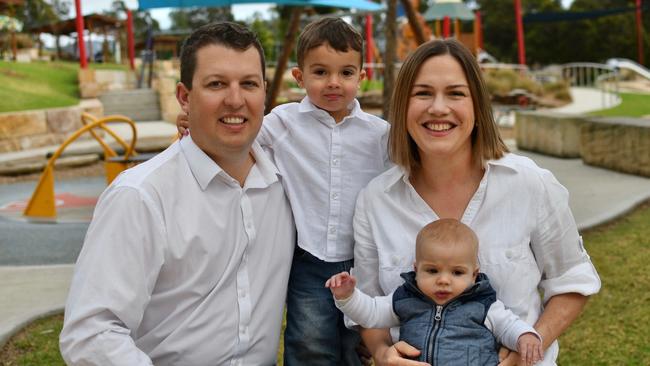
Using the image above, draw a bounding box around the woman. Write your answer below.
[352,39,600,365]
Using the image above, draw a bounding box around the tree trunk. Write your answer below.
[266,7,302,114]
[399,0,426,45]
[383,0,398,119]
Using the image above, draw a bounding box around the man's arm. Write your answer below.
[59,186,165,365]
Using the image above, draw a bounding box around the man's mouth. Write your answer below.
[220,116,246,125]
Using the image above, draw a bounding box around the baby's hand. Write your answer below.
[176,112,190,138]
[325,271,356,300]
[516,332,543,366]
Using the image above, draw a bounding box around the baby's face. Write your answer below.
[414,240,478,306]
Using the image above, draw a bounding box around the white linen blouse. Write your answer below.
[352,153,601,365]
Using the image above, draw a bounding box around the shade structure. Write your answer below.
[423,0,474,21]
[139,0,383,11]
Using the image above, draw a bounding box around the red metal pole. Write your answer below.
[443,16,451,38]
[365,14,374,80]
[637,0,645,65]
[475,11,483,52]
[514,0,526,66]
[74,0,87,68]
[127,10,136,70]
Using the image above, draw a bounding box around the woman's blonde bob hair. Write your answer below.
[388,38,508,173]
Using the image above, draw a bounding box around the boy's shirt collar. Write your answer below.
[298,96,372,124]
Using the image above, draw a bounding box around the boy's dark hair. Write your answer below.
[296,17,364,68]
[180,21,266,90]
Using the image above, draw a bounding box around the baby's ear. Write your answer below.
[473,267,479,281]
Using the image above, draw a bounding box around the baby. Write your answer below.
[326,219,544,365]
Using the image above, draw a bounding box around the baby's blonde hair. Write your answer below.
[415,219,479,266]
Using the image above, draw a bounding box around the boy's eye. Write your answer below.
[342,69,356,77]
[313,69,327,76]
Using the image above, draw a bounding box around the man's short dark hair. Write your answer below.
[180,21,266,89]
[296,17,364,69]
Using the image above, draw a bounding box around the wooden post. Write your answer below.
[636,0,645,65]
[265,7,302,114]
[399,0,426,45]
[383,0,398,119]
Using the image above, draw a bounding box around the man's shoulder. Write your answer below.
[111,142,182,191]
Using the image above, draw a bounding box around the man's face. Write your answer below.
[176,44,266,162]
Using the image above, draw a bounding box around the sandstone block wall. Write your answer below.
[515,111,584,158]
[0,100,104,154]
[581,117,650,177]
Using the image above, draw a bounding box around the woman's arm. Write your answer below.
[360,328,429,366]
[498,293,589,366]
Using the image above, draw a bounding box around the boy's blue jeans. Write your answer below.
[283,246,362,366]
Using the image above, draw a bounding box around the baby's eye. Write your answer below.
[427,268,438,274]
[452,270,466,276]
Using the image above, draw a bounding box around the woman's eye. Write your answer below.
[413,90,431,97]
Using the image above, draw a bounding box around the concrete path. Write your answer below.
[539,87,621,114]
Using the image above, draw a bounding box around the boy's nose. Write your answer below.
[327,75,341,87]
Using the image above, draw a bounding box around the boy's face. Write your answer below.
[292,44,365,123]
[414,239,479,306]
[176,44,266,162]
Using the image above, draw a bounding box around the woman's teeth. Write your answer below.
[424,122,453,131]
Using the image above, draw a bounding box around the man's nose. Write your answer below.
[224,85,244,107]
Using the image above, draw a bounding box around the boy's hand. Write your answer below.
[325,271,356,300]
[176,112,190,138]
[516,332,543,366]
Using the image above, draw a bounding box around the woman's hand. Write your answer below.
[176,112,190,138]
[373,341,430,366]
[498,347,526,366]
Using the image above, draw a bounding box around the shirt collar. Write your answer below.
[297,96,371,123]
[180,135,280,191]
[381,153,518,193]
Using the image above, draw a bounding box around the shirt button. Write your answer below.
[332,193,339,200]
[329,227,336,234]
[332,159,339,166]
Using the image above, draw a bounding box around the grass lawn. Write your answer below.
[2,202,649,365]
[0,61,130,113]
[591,92,650,118]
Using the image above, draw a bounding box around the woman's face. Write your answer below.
[406,54,475,162]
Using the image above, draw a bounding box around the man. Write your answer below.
[59,22,294,365]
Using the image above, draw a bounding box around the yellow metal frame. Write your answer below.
[23,114,137,219]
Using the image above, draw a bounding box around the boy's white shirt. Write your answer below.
[257,96,391,262]
[335,287,541,352]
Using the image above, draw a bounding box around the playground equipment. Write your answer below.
[607,58,650,81]
[22,113,144,219]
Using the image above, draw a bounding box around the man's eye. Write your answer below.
[207,81,223,88]
[242,81,259,88]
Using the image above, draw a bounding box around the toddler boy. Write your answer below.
[326,219,544,366]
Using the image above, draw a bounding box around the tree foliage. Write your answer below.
[168,7,233,31]
[476,0,650,66]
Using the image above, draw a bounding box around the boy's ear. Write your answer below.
[359,68,367,83]
[291,67,304,88]
[176,82,190,114]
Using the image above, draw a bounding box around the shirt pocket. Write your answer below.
[477,232,531,266]
[378,254,413,293]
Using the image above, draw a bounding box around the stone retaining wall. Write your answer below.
[515,111,584,158]
[581,117,650,177]
[0,99,103,153]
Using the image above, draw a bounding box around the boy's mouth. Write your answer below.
[323,94,343,101]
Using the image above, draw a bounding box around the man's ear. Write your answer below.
[176,82,190,113]
[291,67,304,88]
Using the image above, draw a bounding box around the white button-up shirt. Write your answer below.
[258,97,390,262]
[353,153,601,365]
[60,136,295,366]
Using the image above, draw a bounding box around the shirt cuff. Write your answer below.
[540,261,601,303]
